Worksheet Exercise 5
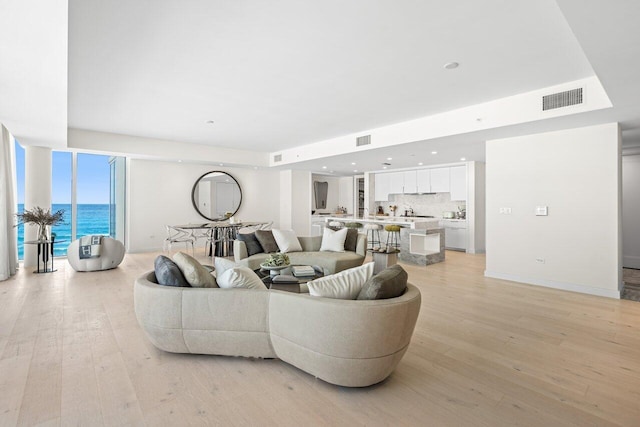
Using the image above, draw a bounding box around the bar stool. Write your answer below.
[328,220,344,229]
[384,224,402,252]
[345,222,363,230]
[364,223,383,251]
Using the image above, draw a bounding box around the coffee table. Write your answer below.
[254,265,325,293]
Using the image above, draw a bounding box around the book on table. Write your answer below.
[292,265,316,277]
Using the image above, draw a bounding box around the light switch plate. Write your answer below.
[535,206,548,216]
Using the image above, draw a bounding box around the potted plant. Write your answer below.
[16,207,65,241]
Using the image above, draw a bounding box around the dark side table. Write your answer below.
[24,238,66,273]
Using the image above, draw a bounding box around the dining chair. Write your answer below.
[164,225,195,256]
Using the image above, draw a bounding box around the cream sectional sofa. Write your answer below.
[134,271,421,387]
[234,234,367,274]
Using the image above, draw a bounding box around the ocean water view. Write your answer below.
[17,204,110,259]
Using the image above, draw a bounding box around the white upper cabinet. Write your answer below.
[388,172,404,195]
[416,169,431,193]
[403,170,417,193]
[374,173,391,201]
[430,167,450,192]
[449,165,467,201]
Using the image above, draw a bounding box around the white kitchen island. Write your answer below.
[324,216,441,230]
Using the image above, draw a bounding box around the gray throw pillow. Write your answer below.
[357,264,407,300]
[237,232,264,256]
[154,255,190,287]
[255,230,279,253]
[328,226,358,252]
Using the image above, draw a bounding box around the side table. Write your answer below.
[24,238,65,273]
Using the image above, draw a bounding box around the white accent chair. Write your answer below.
[67,237,125,272]
[164,225,195,256]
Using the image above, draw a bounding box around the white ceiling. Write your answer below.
[3,0,640,175]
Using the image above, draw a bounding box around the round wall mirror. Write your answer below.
[191,171,242,221]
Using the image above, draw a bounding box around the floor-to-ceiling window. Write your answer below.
[16,150,126,259]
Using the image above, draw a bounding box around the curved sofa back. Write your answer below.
[134,271,421,387]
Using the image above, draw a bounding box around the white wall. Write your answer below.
[622,155,640,268]
[280,170,311,234]
[467,161,486,254]
[126,160,280,253]
[485,123,622,298]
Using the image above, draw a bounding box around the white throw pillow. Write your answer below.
[272,229,303,253]
[320,227,348,252]
[307,262,375,299]
[172,252,218,288]
[214,256,237,278]
[217,266,268,290]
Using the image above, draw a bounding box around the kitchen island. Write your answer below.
[324,216,441,230]
[324,216,445,267]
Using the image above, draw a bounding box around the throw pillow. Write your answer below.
[154,255,190,287]
[272,229,303,253]
[172,252,218,288]
[320,227,348,252]
[217,266,268,290]
[214,257,237,278]
[236,232,264,256]
[307,262,375,299]
[328,226,358,252]
[357,264,408,300]
[255,230,279,253]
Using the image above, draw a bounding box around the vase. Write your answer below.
[37,224,50,242]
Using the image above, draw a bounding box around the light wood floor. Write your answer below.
[2,250,640,426]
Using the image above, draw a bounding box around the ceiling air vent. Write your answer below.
[356,135,371,147]
[273,154,282,162]
[542,88,583,111]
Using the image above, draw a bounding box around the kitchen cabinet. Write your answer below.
[389,172,404,195]
[374,173,390,201]
[449,165,467,201]
[430,168,450,193]
[416,169,431,193]
[403,170,417,193]
[441,219,467,251]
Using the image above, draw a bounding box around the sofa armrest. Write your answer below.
[233,240,248,262]
[355,233,367,257]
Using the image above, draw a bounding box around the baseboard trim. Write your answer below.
[623,255,640,269]
[484,270,620,299]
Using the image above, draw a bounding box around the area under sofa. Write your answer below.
[134,271,421,387]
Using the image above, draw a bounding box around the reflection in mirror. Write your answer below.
[192,171,242,221]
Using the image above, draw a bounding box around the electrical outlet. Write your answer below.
[536,258,545,264]
[499,207,512,214]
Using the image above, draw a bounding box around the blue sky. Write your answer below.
[15,141,111,204]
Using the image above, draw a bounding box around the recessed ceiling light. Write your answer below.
[219,163,224,166]
[460,157,466,161]
[351,162,356,165]
[322,166,327,169]
[354,170,358,173]
[382,166,387,169]
[431,151,438,155]
[178,160,182,163]
[476,118,483,122]
[418,162,423,166]
[330,170,334,173]
[253,166,258,170]
[444,62,459,70]
[387,157,392,161]
[206,120,215,124]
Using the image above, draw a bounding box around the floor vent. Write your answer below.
[542,88,583,111]
[356,135,371,147]
[273,154,282,162]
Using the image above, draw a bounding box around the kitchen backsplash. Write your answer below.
[376,193,466,218]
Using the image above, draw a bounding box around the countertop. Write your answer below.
[324,216,442,230]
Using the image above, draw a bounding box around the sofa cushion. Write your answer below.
[154,255,190,287]
[214,257,237,277]
[217,266,268,290]
[328,226,358,252]
[172,252,218,288]
[307,262,374,299]
[272,229,303,253]
[320,227,348,252]
[236,232,264,256]
[357,264,408,300]
[255,230,279,253]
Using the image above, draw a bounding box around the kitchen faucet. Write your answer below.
[404,206,415,217]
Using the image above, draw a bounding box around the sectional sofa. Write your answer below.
[134,271,421,387]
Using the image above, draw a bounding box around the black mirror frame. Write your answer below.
[191,171,243,221]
